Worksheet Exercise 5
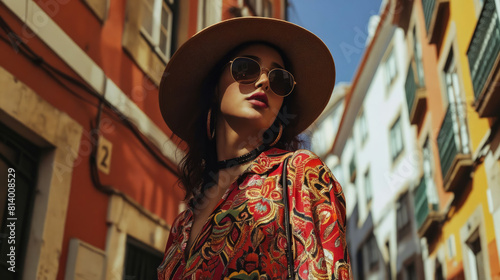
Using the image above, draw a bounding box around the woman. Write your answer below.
[157,17,350,279]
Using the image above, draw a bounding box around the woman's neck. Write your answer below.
[215,119,263,163]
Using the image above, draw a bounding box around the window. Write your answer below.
[423,138,438,206]
[412,26,425,87]
[356,248,365,279]
[364,169,372,203]
[466,230,487,280]
[123,236,163,280]
[405,262,417,280]
[0,123,40,279]
[358,235,379,275]
[246,0,273,17]
[396,193,410,232]
[122,0,177,85]
[385,48,397,88]
[447,235,456,259]
[140,0,174,61]
[443,49,470,155]
[247,0,257,9]
[349,154,356,183]
[367,235,378,269]
[198,0,222,30]
[385,241,391,279]
[262,0,273,17]
[390,116,404,162]
[435,260,445,280]
[358,111,368,145]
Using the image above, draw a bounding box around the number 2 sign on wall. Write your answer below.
[97,136,112,174]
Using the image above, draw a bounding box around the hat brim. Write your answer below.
[159,17,335,143]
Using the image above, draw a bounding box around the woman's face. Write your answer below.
[217,44,286,132]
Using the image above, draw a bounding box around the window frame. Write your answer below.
[422,136,439,206]
[358,110,369,146]
[367,235,379,270]
[435,259,445,280]
[404,261,417,280]
[412,25,425,88]
[465,230,487,280]
[139,0,174,63]
[447,234,457,259]
[443,48,471,155]
[396,192,410,235]
[389,115,404,163]
[385,47,398,89]
[0,123,40,279]
[349,153,357,183]
[122,0,178,85]
[356,247,365,279]
[459,205,493,280]
[261,0,273,17]
[364,168,372,204]
[123,235,164,280]
[197,0,222,31]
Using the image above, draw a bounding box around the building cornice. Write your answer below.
[330,0,397,156]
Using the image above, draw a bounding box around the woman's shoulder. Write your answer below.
[289,149,328,169]
[287,149,340,185]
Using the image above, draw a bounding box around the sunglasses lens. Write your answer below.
[231,58,261,84]
[269,70,294,96]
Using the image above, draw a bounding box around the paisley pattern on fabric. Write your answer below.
[157,148,351,279]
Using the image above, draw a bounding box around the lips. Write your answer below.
[247,92,269,108]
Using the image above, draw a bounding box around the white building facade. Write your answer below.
[311,1,428,278]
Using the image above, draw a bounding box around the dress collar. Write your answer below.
[245,147,292,175]
[186,147,292,209]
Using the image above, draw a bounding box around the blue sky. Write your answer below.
[287,0,383,84]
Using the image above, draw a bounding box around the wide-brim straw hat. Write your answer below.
[159,17,335,143]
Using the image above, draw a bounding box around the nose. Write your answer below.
[255,69,270,91]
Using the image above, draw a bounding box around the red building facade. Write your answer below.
[0,0,286,279]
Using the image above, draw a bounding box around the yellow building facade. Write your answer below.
[415,0,500,279]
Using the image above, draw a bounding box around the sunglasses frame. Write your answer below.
[229,56,296,97]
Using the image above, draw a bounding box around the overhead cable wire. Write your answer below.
[0,15,178,174]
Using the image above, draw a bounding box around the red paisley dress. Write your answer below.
[157,148,351,279]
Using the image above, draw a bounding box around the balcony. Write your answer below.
[422,0,436,33]
[405,65,427,125]
[414,177,441,238]
[437,107,473,192]
[422,0,449,45]
[467,0,500,117]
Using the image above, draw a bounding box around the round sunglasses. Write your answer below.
[229,57,296,97]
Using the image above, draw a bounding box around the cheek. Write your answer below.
[268,95,284,115]
[219,82,239,106]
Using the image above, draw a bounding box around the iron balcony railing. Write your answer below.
[422,0,436,33]
[405,65,417,114]
[414,178,429,229]
[437,107,458,179]
[467,0,500,100]
[414,177,439,230]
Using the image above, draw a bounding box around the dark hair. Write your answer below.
[178,42,302,201]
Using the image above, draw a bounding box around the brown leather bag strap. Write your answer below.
[282,156,295,279]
